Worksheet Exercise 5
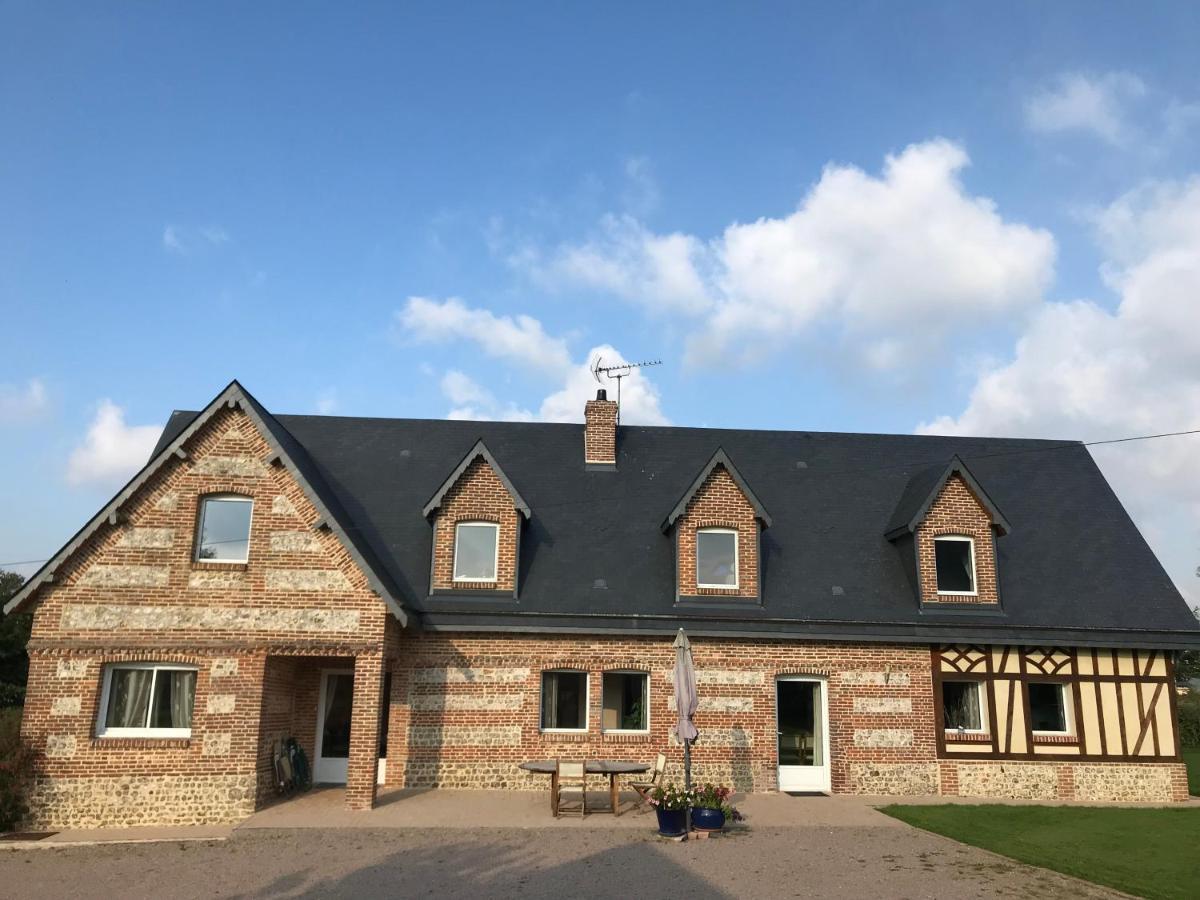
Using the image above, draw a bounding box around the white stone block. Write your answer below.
[853,728,913,748]
[51,697,82,716]
[853,697,912,714]
[211,658,239,678]
[206,694,236,715]
[203,733,233,756]
[46,735,77,758]
[56,660,89,679]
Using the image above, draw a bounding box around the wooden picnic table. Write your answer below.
[518,760,651,816]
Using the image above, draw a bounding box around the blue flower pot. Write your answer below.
[691,807,726,832]
[655,808,688,836]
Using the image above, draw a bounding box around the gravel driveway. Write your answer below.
[2,825,1122,899]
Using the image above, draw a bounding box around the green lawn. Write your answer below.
[880,804,1200,900]
[1185,747,1200,796]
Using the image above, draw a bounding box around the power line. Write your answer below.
[2,425,1197,571]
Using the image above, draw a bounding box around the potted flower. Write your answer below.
[647,783,693,836]
[690,783,743,832]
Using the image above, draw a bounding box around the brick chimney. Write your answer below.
[584,389,618,466]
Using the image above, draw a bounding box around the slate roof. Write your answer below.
[147,403,1200,650]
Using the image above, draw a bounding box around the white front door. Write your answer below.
[314,670,354,784]
[776,676,831,793]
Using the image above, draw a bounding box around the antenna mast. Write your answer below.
[591,356,662,425]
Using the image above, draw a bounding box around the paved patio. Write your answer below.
[240,786,902,830]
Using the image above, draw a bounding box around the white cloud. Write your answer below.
[395,297,573,378]
[67,401,161,486]
[315,388,339,415]
[440,371,535,422]
[0,378,48,424]
[1024,71,1146,145]
[620,156,661,217]
[162,224,231,254]
[526,215,714,315]
[919,177,1200,603]
[539,345,668,425]
[518,141,1054,368]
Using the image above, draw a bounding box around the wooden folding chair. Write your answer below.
[629,752,667,806]
[554,759,588,817]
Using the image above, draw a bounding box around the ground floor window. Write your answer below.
[540,670,588,732]
[97,663,197,738]
[942,680,985,732]
[602,671,648,732]
[1029,682,1071,734]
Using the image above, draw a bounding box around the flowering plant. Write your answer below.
[647,783,695,811]
[691,782,744,821]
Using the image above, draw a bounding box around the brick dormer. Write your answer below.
[662,448,772,603]
[423,440,530,597]
[886,456,1010,606]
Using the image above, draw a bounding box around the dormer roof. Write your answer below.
[422,439,531,519]
[661,447,772,533]
[884,454,1011,540]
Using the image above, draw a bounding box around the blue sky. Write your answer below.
[3,2,1199,605]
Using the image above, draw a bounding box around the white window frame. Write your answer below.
[95,662,198,739]
[452,520,500,583]
[941,679,988,735]
[1029,681,1075,736]
[539,669,590,734]
[601,669,650,735]
[195,494,254,564]
[696,527,739,590]
[933,534,977,596]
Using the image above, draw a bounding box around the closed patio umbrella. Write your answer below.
[672,628,699,792]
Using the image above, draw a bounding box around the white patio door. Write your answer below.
[314,670,354,784]
[776,676,831,793]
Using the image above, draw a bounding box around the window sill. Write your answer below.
[92,737,192,749]
[1032,733,1078,745]
[540,731,590,742]
[191,561,248,572]
[943,730,992,743]
[602,732,651,743]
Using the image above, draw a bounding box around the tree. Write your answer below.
[1176,605,1200,686]
[0,572,30,707]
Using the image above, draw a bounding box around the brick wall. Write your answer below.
[675,466,760,599]
[430,457,521,594]
[19,404,391,828]
[584,396,618,464]
[384,632,935,793]
[916,474,999,604]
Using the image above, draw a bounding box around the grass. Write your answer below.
[1185,747,1200,796]
[880,804,1200,900]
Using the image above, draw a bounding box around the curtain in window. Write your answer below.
[541,674,559,728]
[958,547,974,585]
[108,668,154,728]
[945,683,981,729]
[810,683,825,766]
[169,670,196,727]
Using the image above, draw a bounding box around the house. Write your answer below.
[8,380,1199,828]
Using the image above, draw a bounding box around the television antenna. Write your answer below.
[591,356,661,424]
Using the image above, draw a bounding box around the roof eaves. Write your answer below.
[421,439,532,520]
[661,447,773,533]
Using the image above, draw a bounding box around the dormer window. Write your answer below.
[196,495,253,563]
[934,536,976,595]
[453,521,499,583]
[696,528,738,589]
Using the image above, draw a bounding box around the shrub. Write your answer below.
[0,707,30,832]
[1179,692,1200,748]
